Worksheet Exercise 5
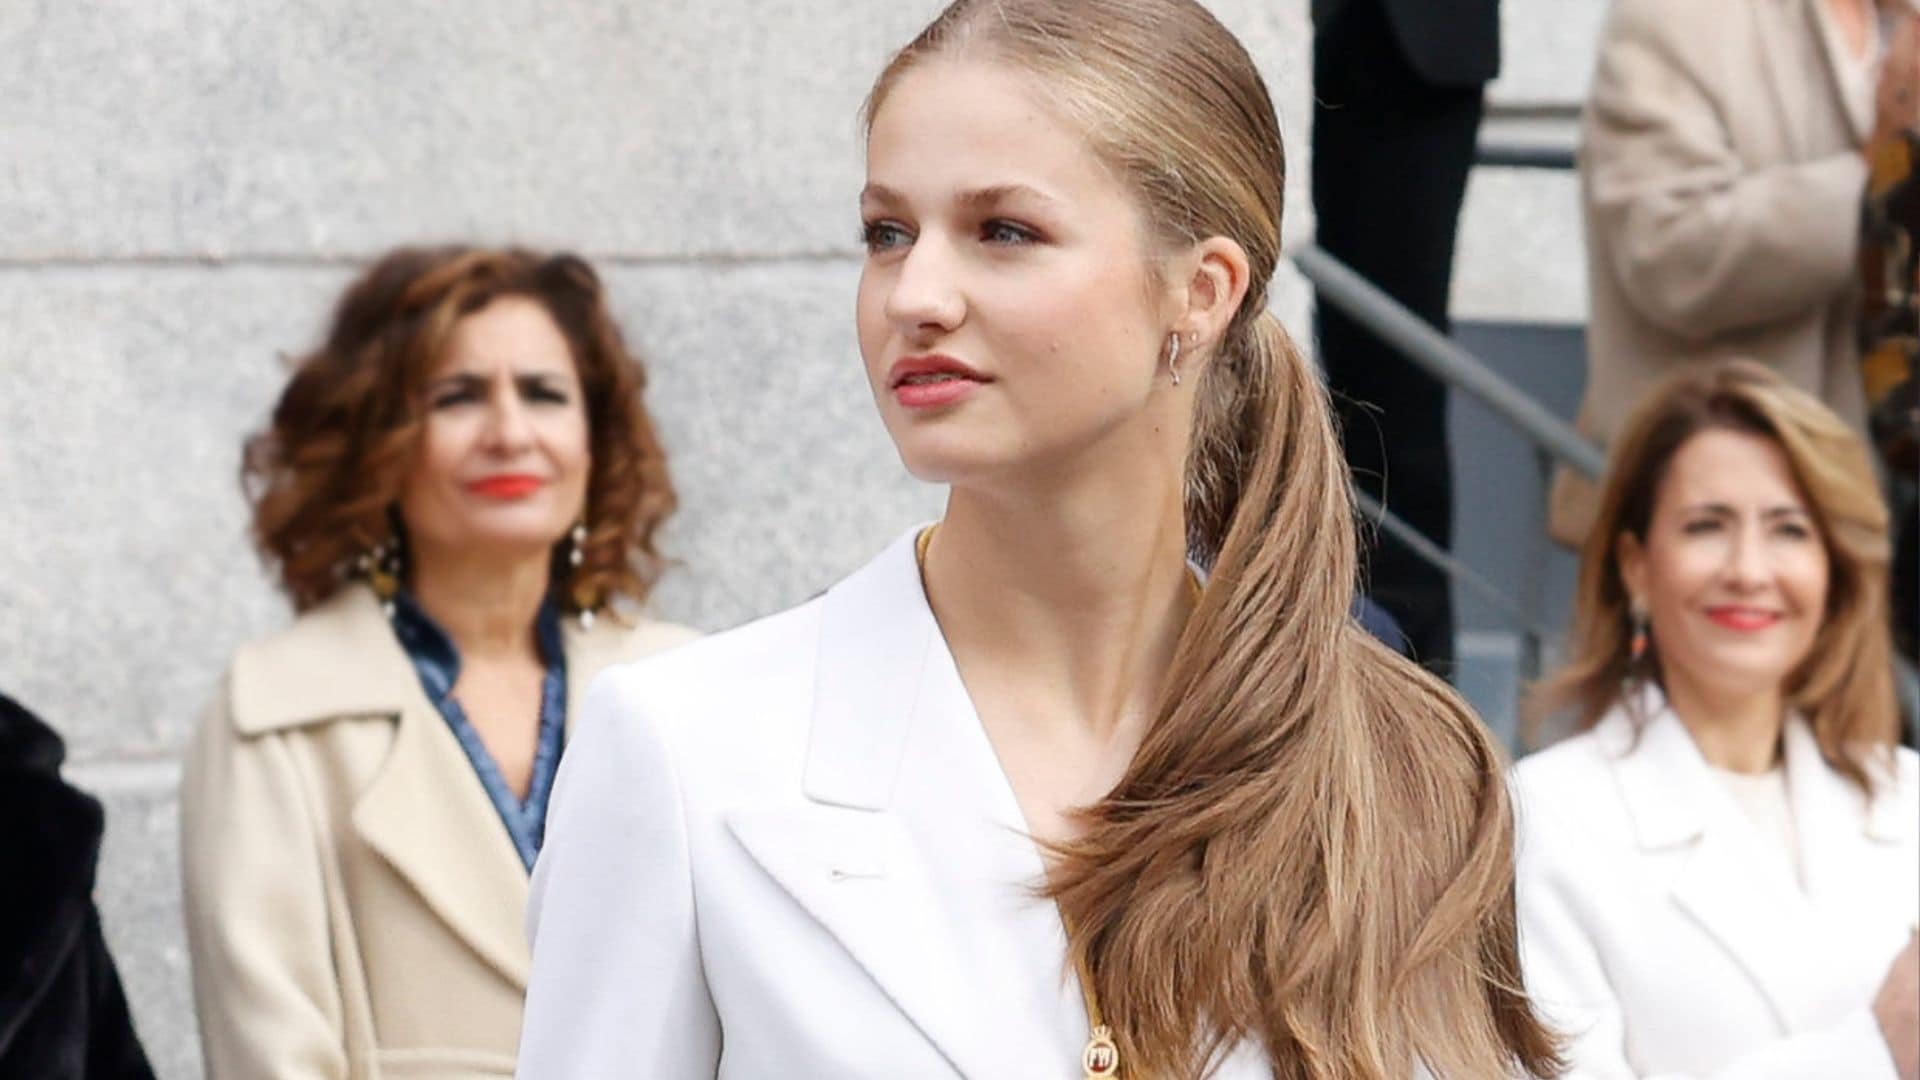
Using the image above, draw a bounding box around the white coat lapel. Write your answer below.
[1786,719,1910,922]
[1609,700,1826,1032]
[729,529,1000,1079]
[725,806,995,1078]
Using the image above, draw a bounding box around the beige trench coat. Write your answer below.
[1551,0,1882,545]
[181,584,698,1079]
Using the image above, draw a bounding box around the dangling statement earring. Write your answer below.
[1629,598,1650,664]
[1164,330,1183,386]
[357,535,402,620]
[568,520,596,630]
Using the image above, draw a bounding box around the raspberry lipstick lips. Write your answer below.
[888,354,990,409]
[467,474,546,500]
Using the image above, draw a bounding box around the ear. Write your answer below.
[1168,236,1251,363]
[1616,531,1649,609]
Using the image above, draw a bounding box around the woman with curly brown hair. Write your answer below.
[181,246,696,1080]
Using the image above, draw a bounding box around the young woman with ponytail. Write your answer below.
[518,1,1559,1077]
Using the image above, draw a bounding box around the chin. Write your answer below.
[885,424,1001,486]
[1675,653,1798,703]
[455,525,570,558]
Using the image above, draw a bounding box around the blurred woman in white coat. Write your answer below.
[1519,361,1919,1079]
[516,1,1563,1077]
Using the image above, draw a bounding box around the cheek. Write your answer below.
[854,272,889,364]
[1785,548,1832,618]
[412,418,471,490]
[546,414,593,481]
[1646,539,1723,600]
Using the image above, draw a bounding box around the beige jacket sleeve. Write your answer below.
[180,689,349,1080]
[1585,0,1869,343]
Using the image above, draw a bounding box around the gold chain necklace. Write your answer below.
[913,524,1130,1079]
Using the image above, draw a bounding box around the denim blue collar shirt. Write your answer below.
[390,590,568,872]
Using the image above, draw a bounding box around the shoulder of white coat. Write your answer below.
[576,596,825,767]
[1512,729,1613,804]
[1891,744,1920,810]
[1509,729,1630,855]
[568,613,701,676]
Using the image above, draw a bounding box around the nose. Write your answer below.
[1722,522,1770,591]
[480,376,535,454]
[883,234,965,341]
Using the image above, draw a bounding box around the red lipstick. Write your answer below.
[1704,606,1782,632]
[467,474,545,500]
[887,354,990,410]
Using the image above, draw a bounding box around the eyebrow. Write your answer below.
[1678,502,1811,519]
[428,369,573,389]
[859,182,1058,210]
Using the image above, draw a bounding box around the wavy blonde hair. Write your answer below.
[1531,360,1899,793]
[868,3,1560,1076]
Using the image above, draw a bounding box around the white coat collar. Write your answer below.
[732,526,1269,1079]
[1598,682,1905,1034]
[728,526,1023,1079]
[1600,682,1908,852]
[802,527,935,811]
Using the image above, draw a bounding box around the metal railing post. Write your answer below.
[1296,246,1608,480]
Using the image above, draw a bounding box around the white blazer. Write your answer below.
[1513,691,1918,1078]
[516,529,1272,1078]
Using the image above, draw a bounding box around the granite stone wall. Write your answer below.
[1457,0,1603,324]
[0,4,1319,1076]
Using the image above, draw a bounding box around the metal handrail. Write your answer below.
[1475,140,1577,171]
[1302,231,1920,717]
[1295,246,1607,479]
[1352,490,1558,644]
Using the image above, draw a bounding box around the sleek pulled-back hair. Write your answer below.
[1533,360,1898,793]
[868,3,1560,1077]
[243,246,676,616]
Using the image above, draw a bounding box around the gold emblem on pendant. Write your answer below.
[1082,1025,1121,1078]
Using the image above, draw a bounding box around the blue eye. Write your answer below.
[981,219,1039,245]
[862,220,912,253]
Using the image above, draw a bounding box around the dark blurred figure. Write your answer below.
[1857,13,1920,667]
[1312,0,1501,676]
[0,694,156,1080]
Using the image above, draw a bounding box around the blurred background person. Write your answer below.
[1519,361,1918,1078]
[180,247,696,1079]
[1552,0,1918,570]
[0,693,156,1080]
[1311,0,1501,676]
[1858,8,1920,661]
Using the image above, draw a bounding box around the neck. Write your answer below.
[1826,0,1875,56]
[922,458,1195,745]
[1660,667,1786,774]
[408,542,553,662]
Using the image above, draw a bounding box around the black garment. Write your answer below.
[0,695,156,1080]
[1313,0,1495,676]
[1313,0,1499,85]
